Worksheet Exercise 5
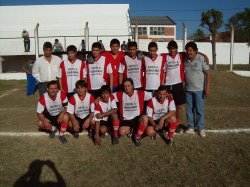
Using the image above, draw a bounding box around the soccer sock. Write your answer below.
[167,121,179,138]
[135,123,147,139]
[51,125,56,131]
[112,120,120,137]
[60,122,68,135]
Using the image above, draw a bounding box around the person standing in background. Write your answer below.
[32,42,62,96]
[22,29,30,52]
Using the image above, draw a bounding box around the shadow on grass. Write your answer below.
[13,159,66,187]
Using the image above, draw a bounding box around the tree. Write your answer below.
[226,8,250,45]
[201,9,223,71]
[189,28,207,41]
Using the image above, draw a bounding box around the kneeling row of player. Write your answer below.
[36,79,179,146]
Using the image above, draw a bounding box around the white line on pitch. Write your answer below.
[0,89,19,98]
[0,128,249,137]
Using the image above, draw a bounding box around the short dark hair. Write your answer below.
[66,45,77,53]
[110,38,120,46]
[43,42,52,50]
[157,85,168,92]
[55,39,59,42]
[47,80,59,88]
[167,40,178,49]
[127,41,137,49]
[123,78,134,86]
[75,80,87,89]
[185,41,198,52]
[148,42,158,50]
[100,85,111,94]
[92,42,102,49]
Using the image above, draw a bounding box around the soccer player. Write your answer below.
[85,42,113,98]
[113,78,152,146]
[161,41,185,133]
[102,38,124,92]
[57,45,86,98]
[67,80,95,138]
[143,42,165,96]
[32,42,62,96]
[184,42,211,137]
[146,85,179,145]
[36,80,69,144]
[94,85,120,145]
[119,41,144,90]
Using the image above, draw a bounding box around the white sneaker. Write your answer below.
[185,128,195,134]
[199,130,206,138]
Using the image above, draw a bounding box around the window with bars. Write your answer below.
[131,27,147,35]
[150,27,165,35]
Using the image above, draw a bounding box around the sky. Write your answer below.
[0,0,249,39]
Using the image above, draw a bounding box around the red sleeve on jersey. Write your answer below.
[80,61,85,80]
[95,104,103,113]
[142,58,146,88]
[179,53,185,82]
[39,95,46,106]
[69,96,76,105]
[90,95,95,104]
[60,61,68,93]
[103,56,110,85]
[86,63,91,90]
[110,94,115,101]
[138,90,145,114]
[121,57,127,79]
[147,99,153,109]
[60,92,67,101]
[161,53,167,58]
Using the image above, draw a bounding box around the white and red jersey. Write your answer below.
[147,97,176,121]
[113,90,152,120]
[85,55,113,90]
[36,91,68,116]
[67,93,95,119]
[143,55,165,90]
[58,58,86,93]
[162,52,184,85]
[94,95,117,122]
[102,51,124,87]
[119,55,144,88]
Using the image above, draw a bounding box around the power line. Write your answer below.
[130,7,246,12]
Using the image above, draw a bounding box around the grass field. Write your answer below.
[0,70,250,187]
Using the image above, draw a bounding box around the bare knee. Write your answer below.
[100,126,107,134]
[139,115,148,124]
[147,126,156,137]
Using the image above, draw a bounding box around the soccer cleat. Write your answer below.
[185,128,195,134]
[49,129,57,139]
[73,132,79,139]
[166,137,174,146]
[199,130,206,138]
[112,137,119,145]
[133,137,142,147]
[58,135,67,144]
[175,125,183,133]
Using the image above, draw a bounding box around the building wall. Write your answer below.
[0,4,130,56]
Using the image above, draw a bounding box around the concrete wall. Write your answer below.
[0,4,130,56]
[138,40,250,65]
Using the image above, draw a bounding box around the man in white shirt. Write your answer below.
[32,42,62,95]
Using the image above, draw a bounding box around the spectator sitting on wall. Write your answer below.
[79,39,86,52]
[53,39,64,52]
[98,40,105,51]
[121,41,127,52]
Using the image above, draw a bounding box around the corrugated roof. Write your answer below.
[130,16,176,25]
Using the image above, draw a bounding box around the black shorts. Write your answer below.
[88,89,101,98]
[120,116,140,132]
[148,120,159,127]
[75,115,89,127]
[43,111,60,128]
[166,83,185,105]
[99,120,109,127]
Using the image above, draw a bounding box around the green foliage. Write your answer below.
[226,8,250,45]
[189,28,207,41]
[201,9,223,35]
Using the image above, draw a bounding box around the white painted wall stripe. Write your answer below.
[0,89,19,98]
